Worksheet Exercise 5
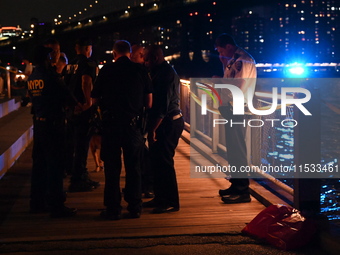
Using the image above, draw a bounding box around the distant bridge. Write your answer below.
[0,0,274,65]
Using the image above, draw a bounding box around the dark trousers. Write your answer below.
[63,118,75,175]
[30,118,66,210]
[149,117,184,209]
[224,107,250,194]
[71,109,92,182]
[141,142,153,193]
[101,120,144,214]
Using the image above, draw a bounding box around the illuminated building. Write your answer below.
[269,0,339,63]
[0,27,22,40]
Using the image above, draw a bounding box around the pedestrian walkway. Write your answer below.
[0,96,333,254]
[0,135,329,254]
[0,135,268,241]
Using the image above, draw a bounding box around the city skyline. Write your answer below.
[0,0,150,29]
[0,0,339,68]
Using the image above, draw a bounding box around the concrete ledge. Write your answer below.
[0,127,33,179]
[0,98,21,119]
[0,107,33,179]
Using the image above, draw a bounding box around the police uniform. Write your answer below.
[91,55,152,218]
[221,47,257,198]
[223,48,257,80]
[147,61,184,212]
[66,53,98,190]
[28,63,77,217]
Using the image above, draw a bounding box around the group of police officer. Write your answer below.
[27,38,184,219]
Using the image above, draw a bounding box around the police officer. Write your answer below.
[28,45,77,218]
[143,45,184,214]
[92,40,152,220]
[214,33,257,204]
[66,38,99,192]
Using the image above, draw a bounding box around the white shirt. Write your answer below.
[223,47,257,104]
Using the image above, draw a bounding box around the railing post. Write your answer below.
[246,118,252,165]
[294,82,321,213]
[211,96,219,153]
[190,79,196,138]
[6,70,11,98]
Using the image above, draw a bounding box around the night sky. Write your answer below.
[0,0,137,29]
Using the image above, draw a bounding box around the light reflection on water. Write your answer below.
[265,80,340,222]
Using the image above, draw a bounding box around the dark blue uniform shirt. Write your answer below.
[27,66,76,119]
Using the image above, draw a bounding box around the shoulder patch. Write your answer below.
[235,61,242,71]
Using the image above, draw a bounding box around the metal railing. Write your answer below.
[179,78,339,214]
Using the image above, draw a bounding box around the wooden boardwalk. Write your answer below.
[0,135,265,243]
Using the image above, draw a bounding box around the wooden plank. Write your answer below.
[0,137,265,243]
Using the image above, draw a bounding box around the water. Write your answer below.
[263,79,340,222]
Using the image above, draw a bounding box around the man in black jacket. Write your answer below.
[91,40,152,220]
[66,38,99,192]
[143,45,184,214]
